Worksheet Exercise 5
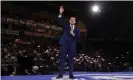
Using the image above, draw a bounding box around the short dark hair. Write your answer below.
[69,16,76,20]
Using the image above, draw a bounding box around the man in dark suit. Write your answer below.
[56,6,80,79]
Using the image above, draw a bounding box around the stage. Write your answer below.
[2,72,133,80]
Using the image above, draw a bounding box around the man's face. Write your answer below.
[69,17,76,25]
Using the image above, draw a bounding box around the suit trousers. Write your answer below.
[59,40,76,76]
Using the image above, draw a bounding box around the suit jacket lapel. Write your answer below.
[68,24,76,32]
[73,26,76,32]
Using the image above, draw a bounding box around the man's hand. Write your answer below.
[59,6,64,14]
[70,31,75,36]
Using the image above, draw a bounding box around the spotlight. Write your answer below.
[92,5,100,13]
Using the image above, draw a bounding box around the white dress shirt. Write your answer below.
[70,24,75,31]
[70,24,75,36]
[58,14,75,36]
[58,14,62,18]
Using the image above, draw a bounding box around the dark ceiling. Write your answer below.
[2,1,133,38]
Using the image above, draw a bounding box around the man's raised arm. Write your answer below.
[58,6,65,27]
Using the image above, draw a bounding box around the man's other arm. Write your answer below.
[75,28,80,40]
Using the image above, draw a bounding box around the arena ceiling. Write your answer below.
[2,1,133,38]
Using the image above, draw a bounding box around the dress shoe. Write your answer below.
[56,74,63,79]
[69,75,76,79]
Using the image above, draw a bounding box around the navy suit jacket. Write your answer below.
[58,17,80,45]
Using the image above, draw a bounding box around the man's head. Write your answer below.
[69,16,76,25]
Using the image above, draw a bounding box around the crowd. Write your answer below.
[1,35,106,76]
[1,37,60,76]
[2,35,133,76]
[1,15,133,76]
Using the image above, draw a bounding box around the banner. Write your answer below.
[7,29,19,35]
[34,33,44,37]
[1,17,63,31]
[1,28,19,35]
[24,31,34,36]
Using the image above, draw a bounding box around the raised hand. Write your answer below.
[59,6,64,14]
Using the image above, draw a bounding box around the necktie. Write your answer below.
[70,25,75,36]
[70,25,74,31]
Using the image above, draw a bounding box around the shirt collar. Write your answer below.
[70,24,75,27]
